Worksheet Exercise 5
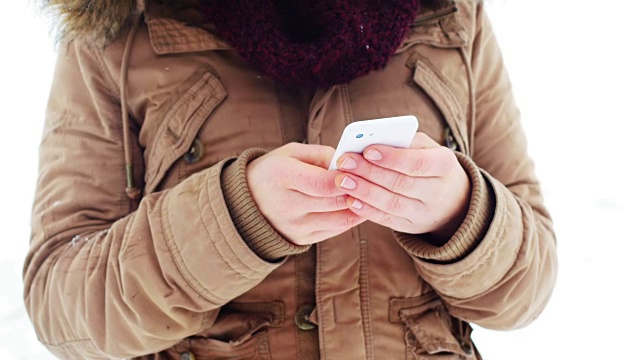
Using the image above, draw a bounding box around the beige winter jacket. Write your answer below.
[24,0,558,359]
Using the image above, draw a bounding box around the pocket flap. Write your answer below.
[145,67,227,194]
[394,295,475,358]
[197,301,284,346]
[400,300,464,355]
[411,57,469,155]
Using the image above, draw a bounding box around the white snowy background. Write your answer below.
[1,0,638,359]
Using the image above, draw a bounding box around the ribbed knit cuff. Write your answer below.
[394,152,495,263]
[221,148,311,262]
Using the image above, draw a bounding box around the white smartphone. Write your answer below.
[328,115,419,170]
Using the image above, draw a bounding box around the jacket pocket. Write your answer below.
[390,294,477,360]
[184,301,284,360]
[145,66,227,194]
[410,56,469,155]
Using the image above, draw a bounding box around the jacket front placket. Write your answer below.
[307,85,372,359]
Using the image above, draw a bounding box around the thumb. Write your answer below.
[278,142,336,169]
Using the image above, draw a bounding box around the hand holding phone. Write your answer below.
[330,119,471,239]
[328,115,419,170]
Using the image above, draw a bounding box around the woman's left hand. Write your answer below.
[334,132,471,239]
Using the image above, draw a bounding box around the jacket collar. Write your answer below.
[145,14,232,54]
[144,0,231,54]
[402,1,468,50]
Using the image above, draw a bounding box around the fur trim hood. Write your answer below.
[40,0,454,44]
[40,0,143,43]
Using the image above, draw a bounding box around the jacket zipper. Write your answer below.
[412,5,458,27]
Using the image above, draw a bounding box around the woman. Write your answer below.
[24,0,557,358]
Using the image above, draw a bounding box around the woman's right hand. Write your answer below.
[247,143,365,246]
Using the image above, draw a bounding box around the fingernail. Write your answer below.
[365,149,382,161]
[339,156,357,170]
[340,176,357,190]
[351,199,363,210]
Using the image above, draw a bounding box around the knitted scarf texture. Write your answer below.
[204,0,420,87]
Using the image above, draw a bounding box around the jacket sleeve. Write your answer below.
[395,4,558,330]
[23,40,303,359]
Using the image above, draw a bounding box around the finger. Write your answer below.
[334,173,422,218]
[279,142,336,169]
[292,193,350,213]
[287,162,346,197]
[293,210,367,245]
[307,209,367,234]
[409,132,440,149]
[362,145,456,178]
[337,153,419,198]
[344,196,414,233]
[275,192,349,218]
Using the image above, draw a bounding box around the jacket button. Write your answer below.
[294,304,316,331]
[444,127,459,151]
[458,338,473,356]
[180,351,195,360]
[183,138,204,164]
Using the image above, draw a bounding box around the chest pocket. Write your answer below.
[411,56,470,156]
[145,67,227,195]
[401,4,474,156]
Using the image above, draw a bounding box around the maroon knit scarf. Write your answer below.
[204,0,419,87]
